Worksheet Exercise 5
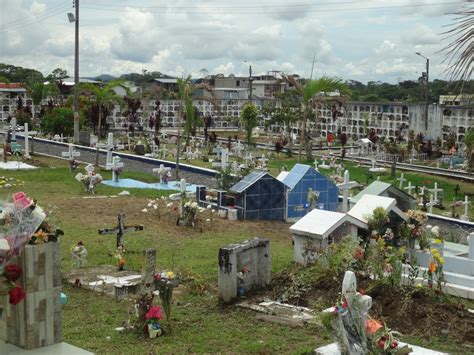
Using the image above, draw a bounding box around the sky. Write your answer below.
[0,0,470,83]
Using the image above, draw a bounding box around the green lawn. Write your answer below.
[1,156,472,354]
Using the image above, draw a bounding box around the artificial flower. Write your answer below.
[429,261,436,273]
[365,319,383,335]
[9,285,26,305]
[4,263,22,282]
[146,306,163,322]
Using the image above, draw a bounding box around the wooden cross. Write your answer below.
[22,123,37,159]
[98,212,144,247]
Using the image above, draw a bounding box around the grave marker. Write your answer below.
[221,148,229,170]
[153,164,172,184]
[428,194,436,214]
[233,141,244,158]
[141,248,156,288]
[62,144,81,171]
[337,170,358,213]
[404,181,415,196]
[107,155,124,182]
[430,182,443,204]
[98,212,144,247]
[397,173,406,189]
[461,196,470,221]
[22,123,37,159]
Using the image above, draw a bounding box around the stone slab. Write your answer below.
[315,342,447,355]
[0,340,93,355]
[0,162,37,170]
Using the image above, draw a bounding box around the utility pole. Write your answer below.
[73,0,80,143]
[248,64,253,103]
[416,52,429,131]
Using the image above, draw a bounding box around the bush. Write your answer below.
[40,107,74,136]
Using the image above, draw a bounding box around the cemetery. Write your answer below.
[0,150,472,354]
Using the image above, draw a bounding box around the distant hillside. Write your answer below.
[84,74,116,82]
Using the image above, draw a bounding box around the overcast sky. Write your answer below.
[0,0,470,83]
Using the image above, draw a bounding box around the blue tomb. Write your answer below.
[279,164,339,221]
[229,171,286,221]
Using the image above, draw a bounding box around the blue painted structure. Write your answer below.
[280,164,339,221]
[229,171,286,221]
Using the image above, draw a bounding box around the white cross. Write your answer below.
[107,156,124,182]
[153,164,171,184]
[428,194,437,214]
[22,123,37,159]
[461,195,471,221]
[214,144,222,159]
[397,173,406,189]
[11,117,17,142]
[97,133,116,166]
[185,146,194,160]
[85,164,95,177]
[179,178,187,218]
[244,152,253,168]
[313,159,319,172]
[62,143,81,161]
[337,170,358,213]
[430,182,443,204]
[404,181,415,196]
[233,141,244,158]
[159,144,169,159]
[231,161,240,176]
[221,148,229,170]
[371,158,376,170]
[258,154,268,167]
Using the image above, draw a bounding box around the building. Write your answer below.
[229,171,286,221]
[0,83,26,121]
[277,164,339,221]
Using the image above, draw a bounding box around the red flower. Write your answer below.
[9,286,26,305]
[4,263,22,282]
[377,337,386,349]
[390,340,398,349]
[342,302,348,309]
[353,247,364,260]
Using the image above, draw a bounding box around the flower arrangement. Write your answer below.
[2,263,26,305]
[145,305,163,338]
[427,248,445,291]
[404,210,429,249]
[75,165,103,194]
[153,271,179,324]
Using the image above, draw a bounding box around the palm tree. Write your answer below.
[26,81,58,126]
[175,76,218,179]
[441,7,473,86]
[81,79,126,166]
[283,75,350,160]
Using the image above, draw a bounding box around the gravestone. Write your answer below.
[461,196,470,221]
[107,156,124,183]
[337,170,358,213]
[404,181,415,196]
[397,173,406,189]
[221,148,229,170]
[22,123,37,159]
[153,164,172,184]
[98,212,144,247]
[218,238,271,303]
[79,131,91,146]
[141,248,156,289]
[62,144,81,172]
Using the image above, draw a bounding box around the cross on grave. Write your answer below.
[159,144,170,159]
[221,148,229,170]
[427,194,436,214]
[233,141,244,158]
[10,117,17,142]
[97,133,116,166]
[62,143,81,171]
[107,155,124,182]
[153,164,172,184]
[313,159,319,172]
[150,143,160,158]
[84,164,101,194]
[461,195,471,221]
[141,248,156,289]
[231,161,240,176]
[430,182,443,204]
[185,146,194,160]
[22,123,37,159]
[214,144,222,160]
[397,173,406,189]
[337,170,358,213]
[178,178,187,219]
[258,154,268,168]
[404,181,415,196]
[98,212,144,248]
[244,152,253,168]
[336,164,344,177]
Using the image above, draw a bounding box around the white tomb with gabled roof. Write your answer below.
[348,194,408,225]
[290,209,366,264]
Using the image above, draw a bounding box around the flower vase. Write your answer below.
[148,323,163,338]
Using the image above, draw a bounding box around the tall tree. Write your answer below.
[241,103,259,145]
[283,75,350,160]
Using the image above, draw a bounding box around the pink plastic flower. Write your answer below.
[145,306,163,322]
[12,192,33,210]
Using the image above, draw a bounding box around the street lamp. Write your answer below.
[69,1,80,143]
[415,52,429,131]
[243,60,253,103]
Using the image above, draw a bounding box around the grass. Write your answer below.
[2,155,473,354]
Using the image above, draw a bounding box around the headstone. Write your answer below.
[22,123,37,159]
[141,248,156,288]
[107,156,124,182]
[62,144,81,171]
[97,133,116,166]
[98,212,144,248]
[218,238,271,303]
[430,183,443,204]
[428,194,436,214]
[79,131,91,146]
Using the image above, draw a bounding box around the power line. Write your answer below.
[0,2,70,29]
[81,1,464,15]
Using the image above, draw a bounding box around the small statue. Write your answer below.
[72,241,88,268]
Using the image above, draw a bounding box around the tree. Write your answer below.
[0,63,43,83]
[240,103,259,145]
[45,68,68,82]
[283,75,350,160]
[81,80,125,138]
[40,107,74,136]
[441,8,473,87]
[26,81,58,126]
